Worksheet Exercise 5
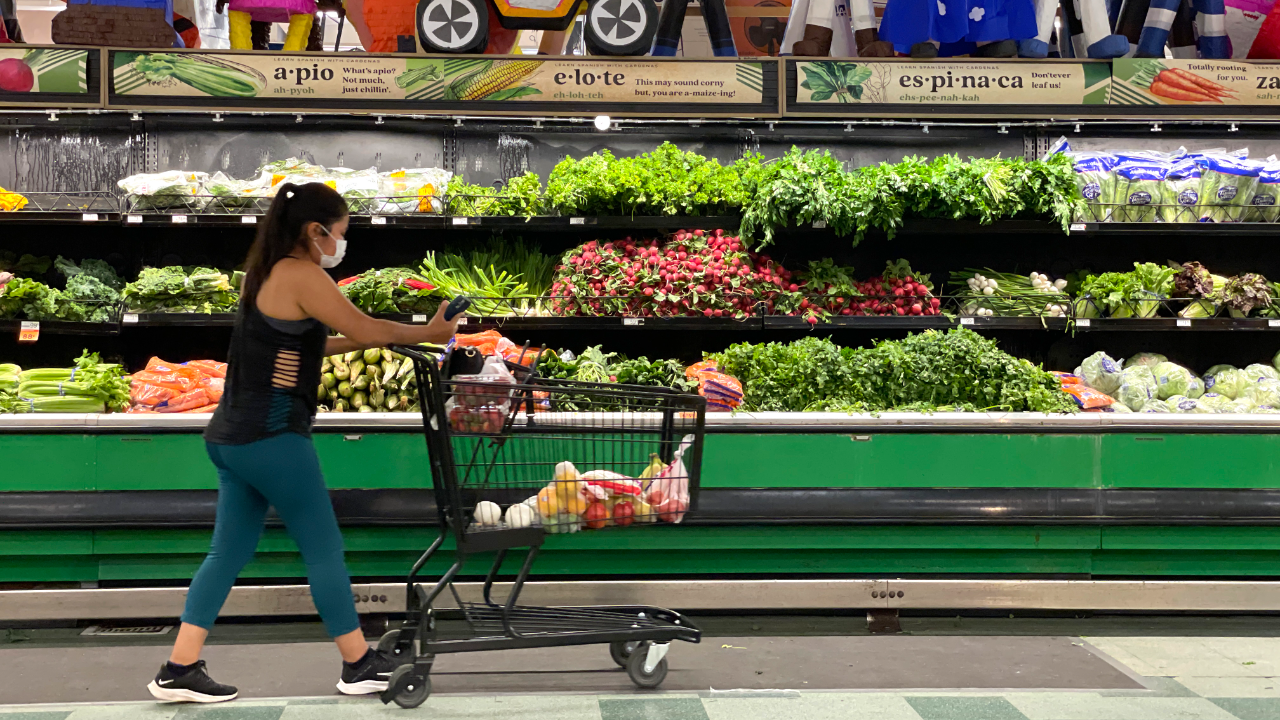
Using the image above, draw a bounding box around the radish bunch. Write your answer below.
[549,229,795,318]
[793,260,942,324]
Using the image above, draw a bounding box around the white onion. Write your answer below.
[474,501,502,526]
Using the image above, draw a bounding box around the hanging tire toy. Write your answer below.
[416,0,488,53]
[610,640,640,668]
[584,0,657,55]
[625,643,668,689]
[387,665,432,709]
[378,628,415,662]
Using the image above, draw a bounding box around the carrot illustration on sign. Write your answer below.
[444,59,542,101]
[1133,61,1236,104]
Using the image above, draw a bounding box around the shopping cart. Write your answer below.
[379,344,706,708]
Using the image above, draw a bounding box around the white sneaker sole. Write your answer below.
[337,679,390,695]
[148,680,238,703]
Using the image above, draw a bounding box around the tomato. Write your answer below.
[658,498,689,523]
[613,501,635,527]
[583,502,609,530]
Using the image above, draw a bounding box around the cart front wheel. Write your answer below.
[416,0,488,53]
[378,628,415,661]
[388,665,432,709]
[610,640,640,668]
[626,644,668,689]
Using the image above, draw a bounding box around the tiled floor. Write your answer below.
[4,636,1280,719]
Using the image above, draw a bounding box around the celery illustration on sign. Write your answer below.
[799,62,873,103]
[130,54,265,98]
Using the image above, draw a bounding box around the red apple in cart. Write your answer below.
[612,501,635,527]
[646,488,666,507]
[658,497,689,523]
[583,502,609,530]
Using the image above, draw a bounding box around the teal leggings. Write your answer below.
[183,433,360,638]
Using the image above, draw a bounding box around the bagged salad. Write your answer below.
[1162,157,1203,223]
[205,171,271,210]
[118,170,210,211]
[1071,152,1119,222]
[1248,161,1280,222]
[1197,153,1262,221]
[1112,159,1170,222]
[378,168,452,214]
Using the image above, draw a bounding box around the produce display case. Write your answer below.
[7,60,1280,618]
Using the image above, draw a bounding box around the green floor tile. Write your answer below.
[0,713,72,720]
[174,707,285,720]
[599,698,709,720]
[906,697,1029,720]
[1212,698,1280,720]
[64,704,181,720]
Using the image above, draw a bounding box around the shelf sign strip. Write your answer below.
[792,60,1113,106]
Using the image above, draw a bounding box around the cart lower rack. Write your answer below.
[379,344,706,708]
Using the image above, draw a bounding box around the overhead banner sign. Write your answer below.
[0,47,94,106]
[108,51,776,116]
[788,60,1112,113]
[1113,59,1280,106]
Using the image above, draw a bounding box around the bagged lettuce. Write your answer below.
[1247,161,1280,222]
[1197,154,1262,222]
[1186,375,1205,399]
[1198,392,1232,412]
[1227,397,1256,413]
[1162,157,1203,223]
[1141,398,1173,413]
[1153,361,1195,400]
[1117,365,1158,411]
[1070,152,1118,222]
[1081,351,1124,394]
[1245,363,1280,384]
[1109,402,1134,413]
[1125,352,1167,369]
[1169,395,1214,413]
[205,171,270,210]
[1207,367,1249,399]
[1112,160,1170,223]
[1245,379,1280,407]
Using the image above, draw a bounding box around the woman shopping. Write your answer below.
[147,182,463,703]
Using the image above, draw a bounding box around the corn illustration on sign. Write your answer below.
[110,50,767,108]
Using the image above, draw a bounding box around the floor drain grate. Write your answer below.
[81,625,173,636]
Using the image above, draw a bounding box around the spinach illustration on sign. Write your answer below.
[800,62,873,103]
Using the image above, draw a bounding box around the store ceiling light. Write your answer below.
[594,115,611,131]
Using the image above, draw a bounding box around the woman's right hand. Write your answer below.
[422,300,466,345]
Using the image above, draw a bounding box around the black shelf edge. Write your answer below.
[1074,222,1280,237]
[0,212,121,225]
[1074,318,1280,331]
[123,313,237,327]
[0,319,121,336]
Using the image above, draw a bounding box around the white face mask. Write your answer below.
[315,225,346,269]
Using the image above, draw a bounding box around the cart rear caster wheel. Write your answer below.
[610,640,641,668]
[626,644,668,689]
[378,629,415,661]
[585,0,658,55]
[416,0,488,53]
[386,665,431,709]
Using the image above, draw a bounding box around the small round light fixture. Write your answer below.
[593,115,612,131]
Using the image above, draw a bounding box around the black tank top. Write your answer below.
[204,301,328,446]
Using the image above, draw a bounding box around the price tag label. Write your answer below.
[623,318,643,326]
[241,215,257,224]
[812,220,827,229]
[82,213,99,222]
[1070,223,1086,232]
[371,216,387,226]
[456,317,468,325]
[123,313,139,324]
[1077,319,1091,327]
[126,214,143,224]
[171,214,188,224]
[1177,318,1191,328]
[18,321,38,343]
[452,217,469,226]
[960,317,975,325]
[1271,319,1280,328]
[412,314,427,323]
[570,217,585,225]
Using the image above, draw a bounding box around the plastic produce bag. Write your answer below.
[1187,376,1206,399]
[1169,395,1214,413]
[118,171,210,211]
[205,171,271,209]
[1245,379,1280,406]
[1081,351,1123,394]
[1153,361,1196,400]
[1198,392,1233,412]
[1117,365,1158,411]
[329,167,381,213]
[646,434,694,524]
[1125,352,1168,369]
[1248,161,1280,222]
[378,168,452,214]
[1245,363,1280,383]
[1197,154,1263,221]
[1141,398,1173,412]
[1070,152,1118,222]
[1112,160,1170,223]
[1208,367,1249,399]
[1162,157,1203,223]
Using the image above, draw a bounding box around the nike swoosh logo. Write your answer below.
[376,672,392,678]
[158,680,176,687]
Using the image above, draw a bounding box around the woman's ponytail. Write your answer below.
[240,182,348,307]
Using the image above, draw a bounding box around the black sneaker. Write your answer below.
[147,660,238,703]
[337,649,399,695]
